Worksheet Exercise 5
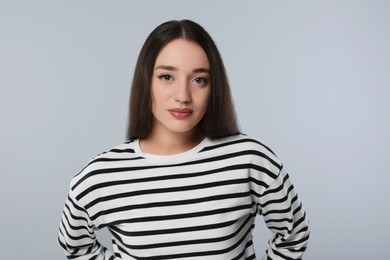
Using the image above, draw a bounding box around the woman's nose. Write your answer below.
[174,82,191,103]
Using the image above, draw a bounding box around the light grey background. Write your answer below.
[1,0,389,259]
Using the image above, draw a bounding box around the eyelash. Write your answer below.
[193,77,208,85]
[158,74,173,81]
[157,74,209,85]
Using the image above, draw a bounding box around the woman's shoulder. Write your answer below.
[68,140,141,192]
[204,134,282,168]
[85,139,140,168]
[206,134,277,155]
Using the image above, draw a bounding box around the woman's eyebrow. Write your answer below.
[155,65,210,73]
[155,65,177,71]
[193,68,210,73]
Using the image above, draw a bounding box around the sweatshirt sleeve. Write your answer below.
[58,188,116,260]
[258,167,310,260]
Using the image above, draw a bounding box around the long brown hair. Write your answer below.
[126,20,240,140]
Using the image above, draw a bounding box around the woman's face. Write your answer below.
[150,39,211,138]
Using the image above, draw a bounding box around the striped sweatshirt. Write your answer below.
[58,134,309,260]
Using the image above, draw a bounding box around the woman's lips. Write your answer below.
[168,108,193,119]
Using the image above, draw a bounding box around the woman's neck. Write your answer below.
[140,128,205,155]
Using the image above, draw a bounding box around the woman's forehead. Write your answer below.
[154,39,210,71]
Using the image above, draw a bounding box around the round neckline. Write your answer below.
[133,137,210,164]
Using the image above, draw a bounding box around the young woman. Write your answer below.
[58,20,309,260]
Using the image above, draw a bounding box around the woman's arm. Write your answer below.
[58,189,116,260]
[258,168,310,259]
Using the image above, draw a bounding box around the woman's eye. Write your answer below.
[159,75,172,81]
[193,77,208,85]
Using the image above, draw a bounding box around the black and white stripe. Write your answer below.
[58,134,309,259]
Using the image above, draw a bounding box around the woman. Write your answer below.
[58,20,309,260]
